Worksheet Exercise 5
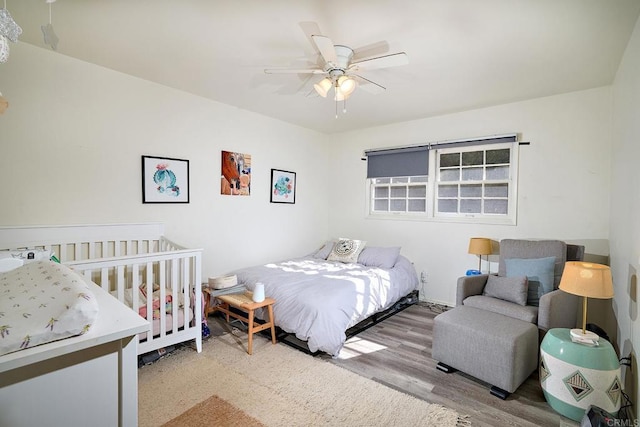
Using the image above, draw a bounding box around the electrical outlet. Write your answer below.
[420,271,427,284]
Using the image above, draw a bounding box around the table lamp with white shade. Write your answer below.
[558,261,614,343]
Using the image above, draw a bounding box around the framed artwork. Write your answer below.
[141,155,190,203]
[221,150,252,196]
[270,169,296,204]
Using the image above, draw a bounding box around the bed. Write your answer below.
[0,223,203,356]
[228,239,419,357]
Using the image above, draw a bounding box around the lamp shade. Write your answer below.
[559,262,613,299]
[313,78,332,98]
[468,238,492,255]
[337,76,356,96]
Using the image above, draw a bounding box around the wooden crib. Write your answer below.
[0,223,203,355]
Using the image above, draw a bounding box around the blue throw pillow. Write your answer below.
[504,256,556,307]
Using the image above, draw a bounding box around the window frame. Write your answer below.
[366,141,518,225]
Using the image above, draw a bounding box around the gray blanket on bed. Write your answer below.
[233,255,419,356]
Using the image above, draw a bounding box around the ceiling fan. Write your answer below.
[264,33,408,116]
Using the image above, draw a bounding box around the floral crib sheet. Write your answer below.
[0,261,99,357]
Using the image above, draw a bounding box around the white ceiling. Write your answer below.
[6,0,640,134]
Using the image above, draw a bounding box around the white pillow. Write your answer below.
[327,238,367,263]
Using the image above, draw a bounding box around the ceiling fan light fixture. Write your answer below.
[337,76,356,96]
[313,78,332,98]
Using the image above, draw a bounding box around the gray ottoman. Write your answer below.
[432,306,538,397]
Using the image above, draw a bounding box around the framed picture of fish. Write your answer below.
[141,155,190,203]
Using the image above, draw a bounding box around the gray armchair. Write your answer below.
[432,239,585,397]
[457,239,585,333]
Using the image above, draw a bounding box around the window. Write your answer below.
[366,136,518,224]
[371,176,428,213]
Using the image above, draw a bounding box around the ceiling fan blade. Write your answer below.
[352,74,386,94]
[351,52,408,71]
[311,35,337,65]
[264,68,325,74]
[352,41,390,62]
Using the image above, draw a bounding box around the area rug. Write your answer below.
[138,331,465,426]
[162,394,265,427]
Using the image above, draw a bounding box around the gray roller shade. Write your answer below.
[366,146,429,179]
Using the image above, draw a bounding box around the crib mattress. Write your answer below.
[0,261,99,357]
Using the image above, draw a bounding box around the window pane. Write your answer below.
[408,185,426,197]
[438,199,458,213]
[460,184,482,197]
[460,199,481,213]
[409,176,428,183]
[440,169,460,181]
[486,165,509,180]
[391,177,409,184]
[462,151,483,166]
[408,199,426,212]
[373,178,390,184]
[440,153,459,167]
[438,184,458,197]
[390,187,407,197]
[486,149,510,165]
[374,199,388,211]
[374,187,389,198]
[485,183,508,197]
[485,199,508,214]
[462,167,483,181]
[390,200,406,211]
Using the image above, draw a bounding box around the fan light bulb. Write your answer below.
[337,76,356,96]
[313,78,332,98]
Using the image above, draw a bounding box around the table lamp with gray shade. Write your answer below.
[558,261,614,343]
[468,237,492,273]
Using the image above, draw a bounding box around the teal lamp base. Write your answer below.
[540,328,622,422]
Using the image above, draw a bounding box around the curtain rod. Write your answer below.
[363,133,528,157]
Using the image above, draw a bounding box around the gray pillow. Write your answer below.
[504,256,556,307]
[483,275,529,306]
[357,246,401,269]
[313,241,335,259]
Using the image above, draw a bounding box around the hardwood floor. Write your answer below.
[319,302,579,427]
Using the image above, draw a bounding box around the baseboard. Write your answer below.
[419,296,454,308]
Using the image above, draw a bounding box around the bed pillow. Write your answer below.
[313,241,335,260]
[327,238,367,263]
[483,275,528,306]
[357,246,401,269]
[504,256,556,307]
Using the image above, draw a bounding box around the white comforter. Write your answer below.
[0,261,99,356]
[233,255,418,356]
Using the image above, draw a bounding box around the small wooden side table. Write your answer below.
[210,291,276,355]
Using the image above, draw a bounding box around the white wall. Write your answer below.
[327,87,612,305]
[611,14,640,419]
[0,43,329,278]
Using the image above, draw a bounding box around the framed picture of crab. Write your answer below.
[270,168,296,204]
[141,155,190,203]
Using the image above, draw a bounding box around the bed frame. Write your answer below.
[0,223,203,355]
[249,289,420,356]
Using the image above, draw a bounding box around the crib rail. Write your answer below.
[67,249,203,354]
[0,223,166,263]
